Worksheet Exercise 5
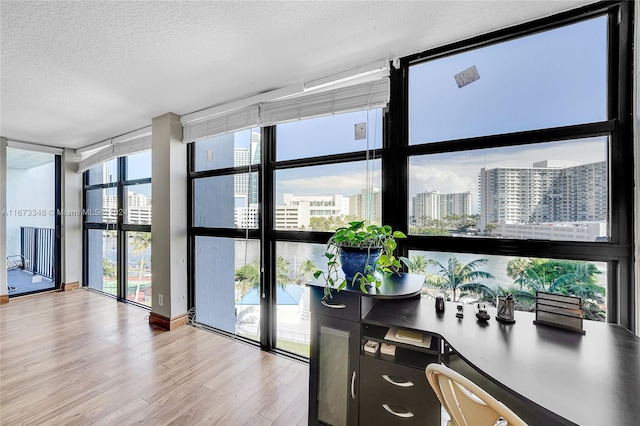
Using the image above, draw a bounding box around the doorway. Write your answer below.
[6,148,61,296]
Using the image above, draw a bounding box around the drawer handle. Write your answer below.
[351,371,356,399]
[382,404,414,418]
[382,374,414,387]
[321,300,346,309]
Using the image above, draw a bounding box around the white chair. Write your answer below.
[426,363,528,426]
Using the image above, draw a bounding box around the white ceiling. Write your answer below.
[6,147,54,169]
[1,0,596,151]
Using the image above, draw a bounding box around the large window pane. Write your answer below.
[409,138,608,242]
[87,158,117,185]
[409,16,607,144]
[193,172,259,229]
[277,109,383,161]
[408,250,607,322]
[87,229,117,297]
[85,187,117,224]
[126,231,151,307]
[275,160,381,231]
[124,183,152,225]
[194,128,260,172]
[126,151,151,181]
[195,237,260,342]
[275,241,324,357]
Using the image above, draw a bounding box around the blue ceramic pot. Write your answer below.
[339,246,381,281]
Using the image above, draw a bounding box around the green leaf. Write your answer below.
[393,231,407,238]
[313,270,323,279]
[360,282,369,294]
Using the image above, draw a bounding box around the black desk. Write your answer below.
[365,297,640,426]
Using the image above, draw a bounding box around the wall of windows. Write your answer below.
[188,1,634,359]
[190,129,262,344]
[84,152,152,307]
[394,3,633,327]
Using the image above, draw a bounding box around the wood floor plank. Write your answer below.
[0,289,309,426]
[271,384,309,426]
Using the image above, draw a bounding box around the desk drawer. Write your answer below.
[310,286,360,322]
[360,356,440,426]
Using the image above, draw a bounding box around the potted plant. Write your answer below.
[313,220,410,299]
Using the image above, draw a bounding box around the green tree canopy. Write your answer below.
[425,255,494,302]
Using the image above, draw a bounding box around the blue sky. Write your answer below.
[128,15,608,212]
[272,15,608,212]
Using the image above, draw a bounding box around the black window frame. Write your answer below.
[83,155,152,308]
[386,1,634,330]
[187,0,635,357]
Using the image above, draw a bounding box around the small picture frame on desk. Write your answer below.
[533,292,585,334]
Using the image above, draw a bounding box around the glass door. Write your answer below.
[5,148,60,296]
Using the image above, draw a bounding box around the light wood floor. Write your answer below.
[0,289,309,425]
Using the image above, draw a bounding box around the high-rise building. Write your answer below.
[479,160,607,230]
[412,191,472,225]
[233,132,261,227]
[349,188,381,223]
[273,194,348,230]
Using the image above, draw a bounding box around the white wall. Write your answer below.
[151,112,187,319]
[5,161,55,256]
[61,148,83,285]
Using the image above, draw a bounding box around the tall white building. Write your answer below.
[479,160,607,231]
[274,194,347,230]
[349,188,381,223]
[412,191,472,225]
[102,191,152,224]
[234,132,261,227]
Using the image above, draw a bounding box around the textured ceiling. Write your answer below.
[6,147,54,169]
[1,0,595,150]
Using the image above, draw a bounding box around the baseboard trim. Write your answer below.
[0,294,9,304]
[61,282,80,291]
[149,312,188,330]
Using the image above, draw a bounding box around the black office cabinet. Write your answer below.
[358,322,441,426]
[359,356,439,425]
[309,287,361,426]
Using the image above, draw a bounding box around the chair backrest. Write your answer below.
[426,363,528,426]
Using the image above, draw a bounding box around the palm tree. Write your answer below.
[131,232,151,303]
[235,256,293,299]
[425,256,494,302]
[298,259,318,283]
[102,258,116,279]
[235,260,260,296]
[506,258,529,290]
[276,256,291,285]
[514,260,605,320]
[407,254,429,275]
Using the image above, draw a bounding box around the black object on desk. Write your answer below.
[455,303,464,318]
[435,295,445,312]
[364,297,640,426]
[475,303,490,321]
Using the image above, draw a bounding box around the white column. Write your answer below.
[60,148,83,289]
[0,138,7,301]
[150,112,188,329]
